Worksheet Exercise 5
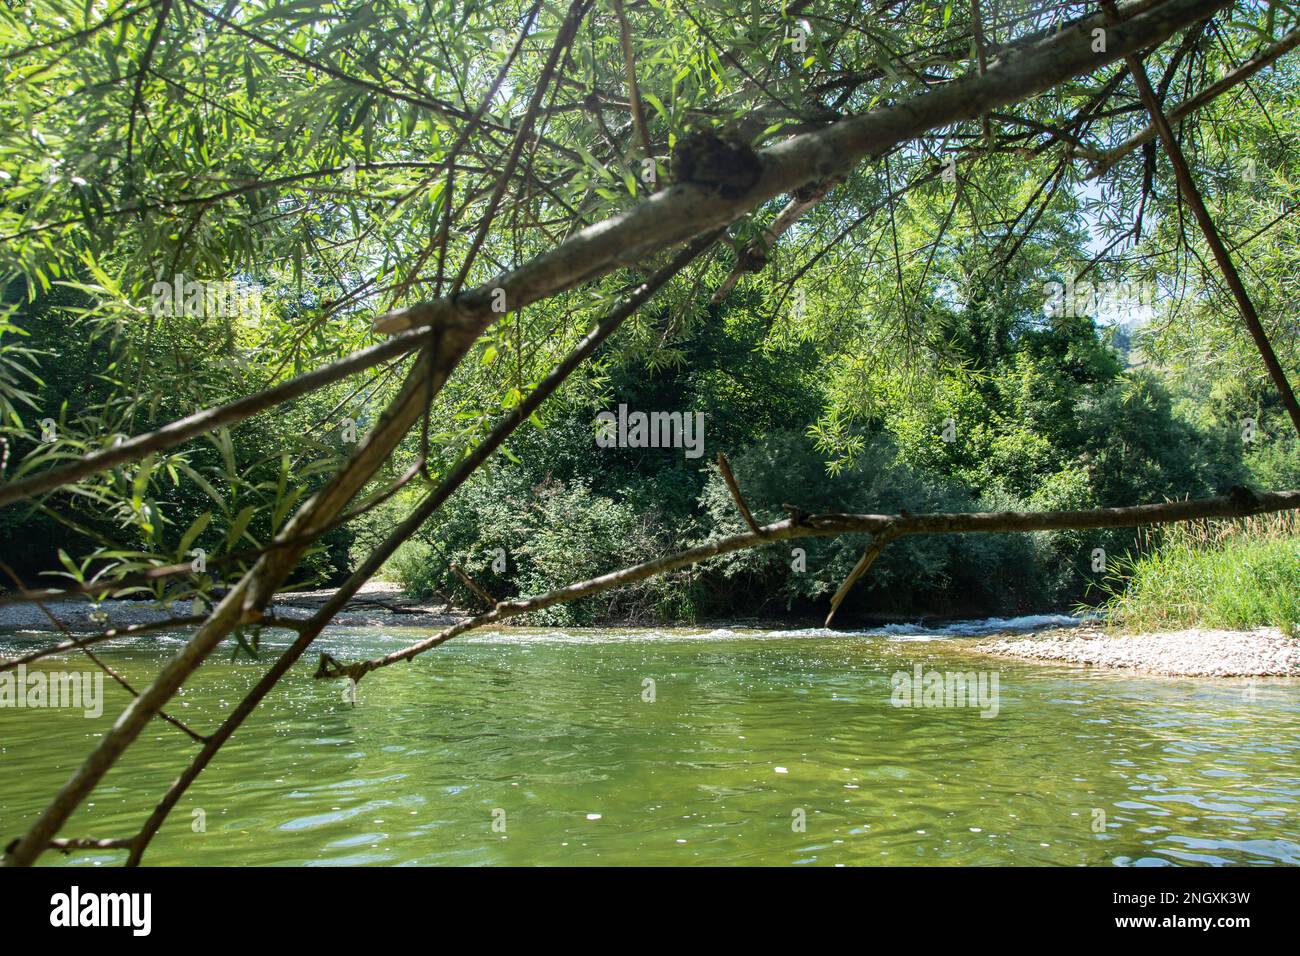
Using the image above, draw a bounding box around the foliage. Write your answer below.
[388,469,679,624]
[1098,513,1300,633]
[0,0,1297,621]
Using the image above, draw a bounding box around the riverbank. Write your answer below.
[0,581,464,632]
[976,626,1300,677]
[4,590,1297,678]
[0,584,1039,635]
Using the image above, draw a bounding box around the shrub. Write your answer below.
[387,470,677,625]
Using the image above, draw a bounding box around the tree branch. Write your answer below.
[317,487,1300,682]
[716,452,762,534]
[124,0,171,168]
[374,0,1233,337]
[710,178,837,303]
[1100,0,1300,438]
[826,523,899,625]
[1089,26,1300,177]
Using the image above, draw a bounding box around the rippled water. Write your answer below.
[1,621,1298,866]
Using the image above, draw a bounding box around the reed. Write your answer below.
[1094,512,1300,633]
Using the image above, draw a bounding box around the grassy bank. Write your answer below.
[1097,513,1300,634]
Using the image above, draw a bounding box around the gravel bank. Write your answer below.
[0,581,464,633]
[976,626,1300,677]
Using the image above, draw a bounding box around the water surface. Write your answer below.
[1,620,1297,866]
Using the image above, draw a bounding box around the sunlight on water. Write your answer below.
[1,622,1297,866]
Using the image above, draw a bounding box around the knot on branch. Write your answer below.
[793,181,824,203]
[782,503,811,526]
[671,131,763,200]
[735,246,769,275]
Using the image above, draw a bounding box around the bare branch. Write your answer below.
[319,487,1300,682]
[826,524,899,625]
[0,616,205,672]
[716,452,762,535]
[50,836,138,853]
[449,563,496,609]
[1089,26,1300,177]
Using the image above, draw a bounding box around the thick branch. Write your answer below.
[375,0,1232,337]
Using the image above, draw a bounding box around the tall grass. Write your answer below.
[1095,512,1300,634]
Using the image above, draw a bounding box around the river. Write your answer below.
[2,619,1298,866]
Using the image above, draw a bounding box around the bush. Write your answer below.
[697,429,1057,617]
[387,470,678,625]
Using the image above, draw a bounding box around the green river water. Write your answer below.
[1,621,1298,866]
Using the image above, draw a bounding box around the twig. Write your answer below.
[125,0,172,167]
[50,836,139,853]
[449,563,496,609]
[0,561,206,743]
[613,0,655,190]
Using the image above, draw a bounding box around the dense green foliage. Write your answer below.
[0,276,356,599]
[382,299,1269,623]
[1,1,1297,623]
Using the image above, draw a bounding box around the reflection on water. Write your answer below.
[1,623,1297,866]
